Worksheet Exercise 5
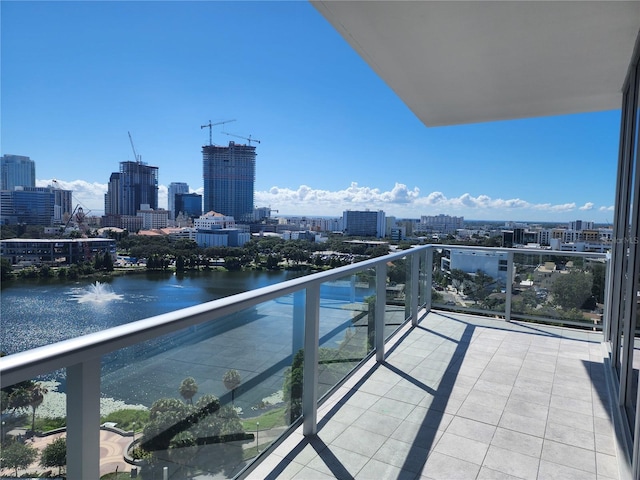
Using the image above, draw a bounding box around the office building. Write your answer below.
[1,238,115,266]
[137,204,169,230]
[419,214,464,235]
[193,210,249,247]
[104,161,158,217]
[441,248,510,287]
[1,154,35,190]
[168,182,189,220]
[342,210,386,237]
[174,192,202,220]
[203,141,256,223]
[0,185,72,226]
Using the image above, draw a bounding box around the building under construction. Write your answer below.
[202,141,256,223]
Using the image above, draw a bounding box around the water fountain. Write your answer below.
[72,281,124,304]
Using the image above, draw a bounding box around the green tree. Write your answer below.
[168,431,197,478]
[283,350,304,423]
[591,263,606,303]
[103,252,114,271]
[265,254,282,270]
[0,441,38,477]
[551,271,593,310]
[195,394,221,417]
[40,436,67,475]
[1,257,13,281]
[224,257,242,271]
[222,370,241,405]
[27,383,48,432]
[179,377,198,405]
[176,255,185,273]
[8,386,32,413]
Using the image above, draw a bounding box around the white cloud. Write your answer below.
[37,178,107,213]
[37,178,605,221]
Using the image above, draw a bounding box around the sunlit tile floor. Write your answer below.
[246,311,620,480]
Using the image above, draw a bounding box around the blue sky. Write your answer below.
[1,1,620,223]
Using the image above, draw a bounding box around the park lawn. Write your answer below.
[241,406,287,432]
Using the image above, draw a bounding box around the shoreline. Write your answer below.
[36,381,148,419]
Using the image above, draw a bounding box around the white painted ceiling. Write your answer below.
[312,1,640,126]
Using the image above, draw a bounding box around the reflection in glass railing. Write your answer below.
[104,295,301,479]
[385,257,409,338]
[432,247,508,315]
[316,272,376,399]
[511,253,606,328]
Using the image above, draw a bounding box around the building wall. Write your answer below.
[419,214,464,234]
[194,212,236,230]
[203,142,256,223]
[137,208,169,230]
[168,182,189,220]
[175,193,202,219]
[105,161,159,216]
[0,238,116,266]
[443,249,509,286]
[1,155,35,190]
[342,210,386,237]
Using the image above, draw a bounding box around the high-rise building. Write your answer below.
[203,141,256,223]
[104,161,159,216]
[1,155,35,190]
[0,186,72,226]
[342,210,386,238]
[168,182,189,220]
[419,214,464,235]
[175,193,202,219]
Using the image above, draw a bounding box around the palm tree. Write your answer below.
[28,383,48,433]
[179,377,198,405]
[222,370,241,406]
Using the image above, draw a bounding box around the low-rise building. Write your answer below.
[0,238,116,266]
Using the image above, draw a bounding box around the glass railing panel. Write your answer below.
[511,252,607,329]
[418,250,427,308]
[102,295,302,479]
[430,248,507,317]
[1,374,68,478]
[317,271,375,399]
[386,256,409,338]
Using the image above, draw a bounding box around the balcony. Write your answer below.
[0,245,627,479]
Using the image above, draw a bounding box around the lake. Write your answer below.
[1,269,375,413]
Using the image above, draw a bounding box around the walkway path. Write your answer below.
[0,429,134,478]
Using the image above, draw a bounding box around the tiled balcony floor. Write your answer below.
[247,311,620,480]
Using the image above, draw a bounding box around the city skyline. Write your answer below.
[2,1,620,223]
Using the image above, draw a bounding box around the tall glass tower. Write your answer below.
[1,155,35,190]
[104,161,158,216]
[168,182,189,220]
[203,141,256,222]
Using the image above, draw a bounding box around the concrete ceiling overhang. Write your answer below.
[312,1,640,126]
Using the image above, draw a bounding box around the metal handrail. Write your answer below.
[0,244,608,387]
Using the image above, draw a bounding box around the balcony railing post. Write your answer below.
[66,358,101,479]
[411,252,420,326]
[376,261,387,362]
[505,251,514,322]
[603,252,613,341]
[425,247,433,314]
[302,283,320,436]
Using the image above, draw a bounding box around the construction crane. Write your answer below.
[201,119,236,146]
[128,131,141,163]
[222,131,261,145]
